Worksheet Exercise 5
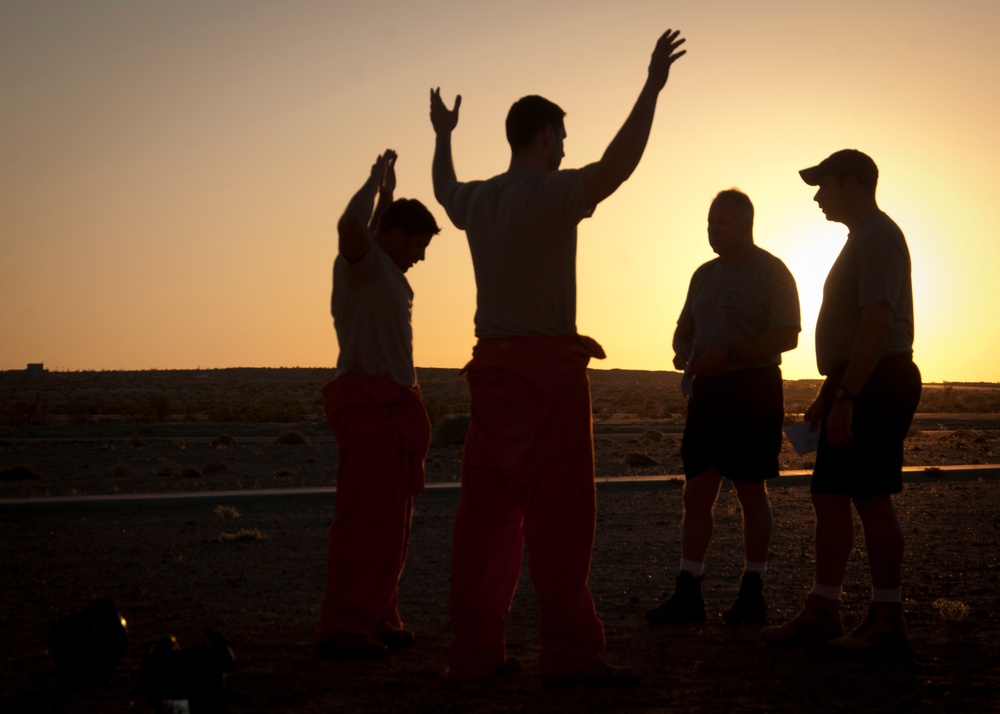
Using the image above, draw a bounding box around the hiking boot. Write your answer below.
[723,571,768,627]
[314,632,388,660]
[645,571,706,624]
[379,627,415,649]
[760,594,844,648]
[444,656,523,681]
[828,602,910,656]
[542,658,641,689]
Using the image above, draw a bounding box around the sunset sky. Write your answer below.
[3,1,998,383]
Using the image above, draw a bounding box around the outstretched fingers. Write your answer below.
[370,150,397,190]
[649,29,687,87]
[381,149,397,193]
[660,28,687,55]
[430,87,462,133]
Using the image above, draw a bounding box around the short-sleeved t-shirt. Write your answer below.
[815,211,914,376]
[440,168,592,338]
[331,243,415,387]
[676,245,801,372]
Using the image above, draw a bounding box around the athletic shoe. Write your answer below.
[444,656,523,680]
[827,602,910,655]
[760,593,844,647]
[645,571,706,624]
[315,633,388,660]
[722,571,768,627]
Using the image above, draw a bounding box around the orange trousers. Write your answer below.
[314,375,430,643]
[447,335,607,678]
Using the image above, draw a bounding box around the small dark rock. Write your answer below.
[0,465,42,481]
[626,453,660,468]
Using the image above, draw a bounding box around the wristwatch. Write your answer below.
[834,386,856,401]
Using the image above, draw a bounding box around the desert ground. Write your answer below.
[1,368,998,713]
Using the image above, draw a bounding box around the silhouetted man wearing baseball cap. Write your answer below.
[761,149,921,655]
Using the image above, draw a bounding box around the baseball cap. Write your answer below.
[799,149,878,188]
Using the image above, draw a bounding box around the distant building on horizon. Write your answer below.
[25,363,49,379]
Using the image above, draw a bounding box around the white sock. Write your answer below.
[810,582,843,601]
[744,561,767,576]
[872,587,902,603]
[680,559,704,577]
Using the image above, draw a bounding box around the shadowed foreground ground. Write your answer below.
[1,475,998,713]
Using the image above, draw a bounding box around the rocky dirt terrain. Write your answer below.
[1,369,998,712]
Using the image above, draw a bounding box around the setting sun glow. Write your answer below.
[2,1,998,383]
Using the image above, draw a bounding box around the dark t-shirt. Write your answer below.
[676,245,801,372]
[815,211,914,375]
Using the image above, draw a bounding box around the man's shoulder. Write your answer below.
[464,170,588,217]
[852,211,909,260]
[856,210,905,240]
[750,245,794,272]
[335,242,392,276]
[691,257,723,281]
[458,173,503,191]
[448,174,501,204]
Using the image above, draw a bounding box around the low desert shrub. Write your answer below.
[275,430,310,446]
[218,528,265,542]
[144,391,173,422]
[157,459,184,478]
[431,415,470,448]
[207,399,306,423]
[932,598,971,621]
[214,505,241,519]
[918,385,1000,413]
[0,399,52,426]
[112,461,132,477]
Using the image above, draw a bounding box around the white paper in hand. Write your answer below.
[784,421,820,455]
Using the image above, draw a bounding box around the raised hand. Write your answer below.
[371,150,395,186]
[647,29,687,91]
[430,87,462,135]
[379,149,397,196]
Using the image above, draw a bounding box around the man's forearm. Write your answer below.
[368,185,393,234]
[341,174,380,231]
[672,324,693,356]
[839,303,893,394]
[432,133,457,204]
[736,326,800,363]
[601,82,660,183]
[585,80,661,207]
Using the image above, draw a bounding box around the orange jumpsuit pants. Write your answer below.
[314,374,430,643]
[447,335,607,678]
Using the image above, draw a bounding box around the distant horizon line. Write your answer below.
[2,364,998,386]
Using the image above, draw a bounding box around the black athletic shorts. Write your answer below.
[812,353,922,497]
[681,365,784,483]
